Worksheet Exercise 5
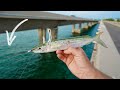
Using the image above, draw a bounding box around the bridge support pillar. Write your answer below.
[72,23,81,34]
[92,22,94,25]
[51,27,58,41]
[80,23,84,30]
[38,27,58,45]
[88,22,92,27]
[83,22,89,30]
[78,23,81,30]
[72,24,75,33]
[38,28,46,45]
[91,22,93,26]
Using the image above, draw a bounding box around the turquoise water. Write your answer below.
[0,24,99,79]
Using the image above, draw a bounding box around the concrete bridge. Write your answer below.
[0,11,98,45]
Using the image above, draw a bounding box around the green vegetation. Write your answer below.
[103,18,114,21]
[103,18,120,22]
[116,18,120,22]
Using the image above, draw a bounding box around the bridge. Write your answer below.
[0,11,98,45]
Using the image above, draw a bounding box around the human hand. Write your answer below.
[56,47,112,79]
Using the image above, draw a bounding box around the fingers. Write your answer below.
[57,54,67,62]
[57,52,73,66]
[56,50,68,63]
[56,47,86,65]
[56,50,68,57]
[64,47,83,56]
[65,54,74,66]
[56,50,63,54]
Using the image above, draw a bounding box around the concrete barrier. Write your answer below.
[91,21,120,79]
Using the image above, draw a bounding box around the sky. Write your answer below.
[47,11,120,20]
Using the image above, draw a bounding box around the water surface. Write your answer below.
[0,24,99,79]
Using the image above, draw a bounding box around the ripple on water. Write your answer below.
[0,24,99,79]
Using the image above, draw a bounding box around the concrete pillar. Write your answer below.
[78,23,81,30]
[86,23,87,26]
[43,28,46,44]
[90,22,92,26]
[72,24,81,34]
[81,23,84,29]
[87,22,89,28]
[78,23,81,33]
[51,27,58,41]
[88,22,90,27]
[83,22,88,29]
[92,22,93,26]
[88,22,92,27]
[72,24,75,33]
[87,22,89,26]
[38,28,46,45]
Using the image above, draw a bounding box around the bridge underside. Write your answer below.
[0,11,98,45]
[0,18,97,34]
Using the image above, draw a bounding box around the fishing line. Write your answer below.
[0,50,32,77]
[0,49,37,77]
[5,53,40,78]
[8,30,53,78]
[18,53,42,79]
[18,50,43,78]
[0,50,30,59]
[8,54,41,79]
[18,61,30,79]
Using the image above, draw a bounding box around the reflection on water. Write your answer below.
[0,24,99,79]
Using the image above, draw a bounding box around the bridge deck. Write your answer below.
[0,11,97,33]
[0,11,95,21]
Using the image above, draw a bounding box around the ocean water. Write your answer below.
[0,24,99,79]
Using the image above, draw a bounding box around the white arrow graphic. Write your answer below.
[6,19,28,46]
